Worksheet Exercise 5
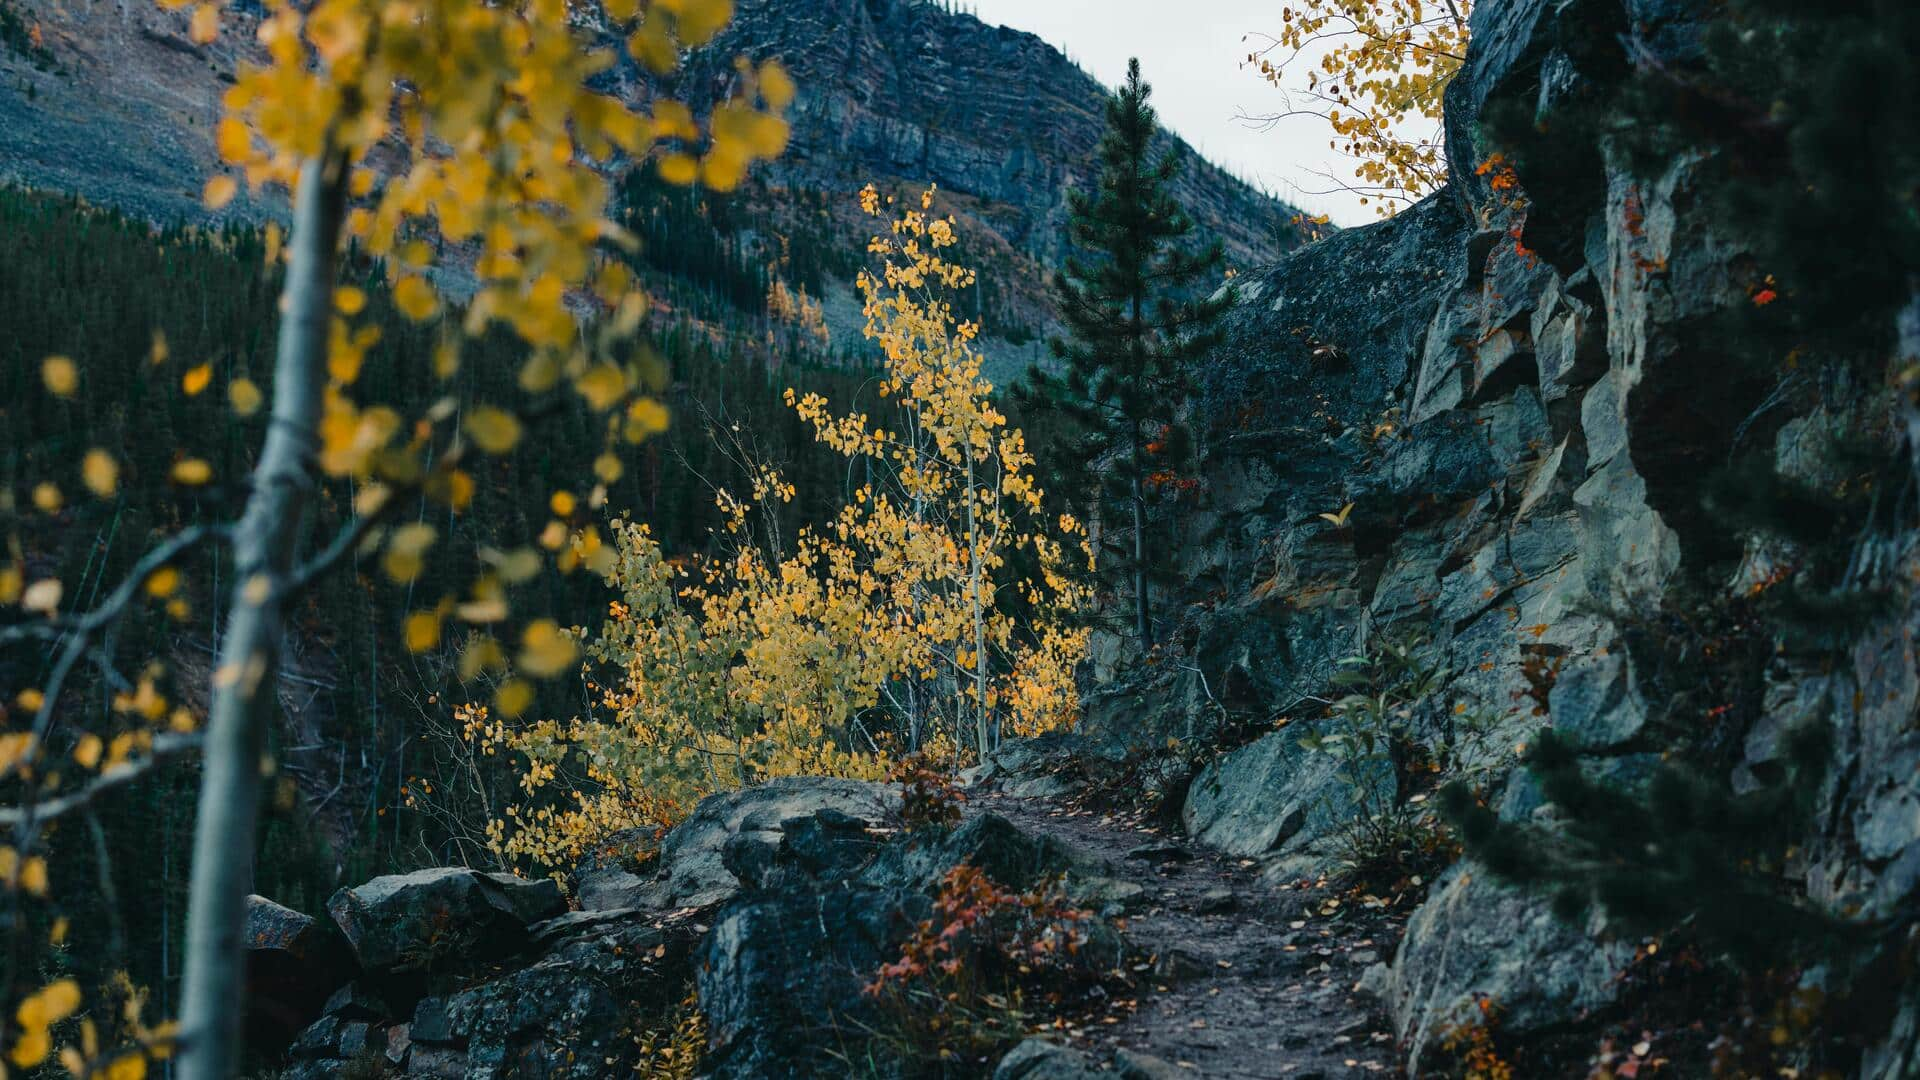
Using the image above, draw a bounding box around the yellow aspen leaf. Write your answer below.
[492,548,542,584]
[73,735,103,770]
[656,153,698,186]
[229,376,263,416]
[457,598,509,625]
[328,340,365,385]
[105,1053,147,1080]
[538,520,569,550]
[215,116,251,163]
[383,523,437,583]
[171,458,213,485]
[518,353,560,393]
[334,285,368,316]
[594,452,624,484]
[203,174,238,210]
[665,0,733,45]
[574,364,627,411]
[182,363,213,396]
[0,732,34,770]
[263,223,282,266]
[31,483,62,513]
[188,2,219,44]
[459,638,506,681]
[9,1026,50,1067]
[49,917,68,944]
[437,468,475,512]
[518,619,578,678]
[495,679,534,718]
[629,22,678,73]
[40,355,77,397]
[146,566,181,599]
[304,0,367,65]
[701,148,747,192]
[625,397,671,441]
[0,564,19,605]
[393,275,438,321]
[744,114,789,158]
[404,611,442,653]
[16,978,77,1031]
[760,60,795,109]
[550,491,577,517]
[241,574,270,605]
[465,407,522,454]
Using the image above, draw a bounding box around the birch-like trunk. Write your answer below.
[967,455,989,758]
[177,153,344,1080]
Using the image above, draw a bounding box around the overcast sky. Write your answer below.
[966,0,1376,226]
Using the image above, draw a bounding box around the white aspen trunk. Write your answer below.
[178,152,344,1080]
[967,455,989,758]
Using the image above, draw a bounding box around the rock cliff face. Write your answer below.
[1028,0,1920,1072]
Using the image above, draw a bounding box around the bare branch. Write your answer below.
[0,733,204,828]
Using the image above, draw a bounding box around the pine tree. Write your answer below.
[1019,58,1229,650]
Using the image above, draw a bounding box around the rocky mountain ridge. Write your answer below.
[0,0,1301,335]
[675,0,1295,273]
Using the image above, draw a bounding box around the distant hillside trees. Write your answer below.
[1019,58,1228,651]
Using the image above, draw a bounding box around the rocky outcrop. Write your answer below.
[241,895,357,1056]
[256,779,1136,1078]
[327,868,566,979]
[700,808,1134,1078]
[1182,722,1393,880]
[1026,0,1920,1072]
[276,903,707,1080]
[1385,866,1633,1073]
[574,774,898,913]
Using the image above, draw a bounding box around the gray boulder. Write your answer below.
[1547,648,1649,749]
[240,894,356,1056]
[994,1038,1106,1079]
[441,911,696,1078]
[325,867,565,979]
[574,775,896,912]
[1386,863,1633,1073]
[1182,722,1394,880]
[965,731,1121,798]
[277,900,704,1077]
[697,806,1131,1078]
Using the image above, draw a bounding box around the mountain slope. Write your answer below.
[679,0,1296,273]
[0,0,1304,351]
